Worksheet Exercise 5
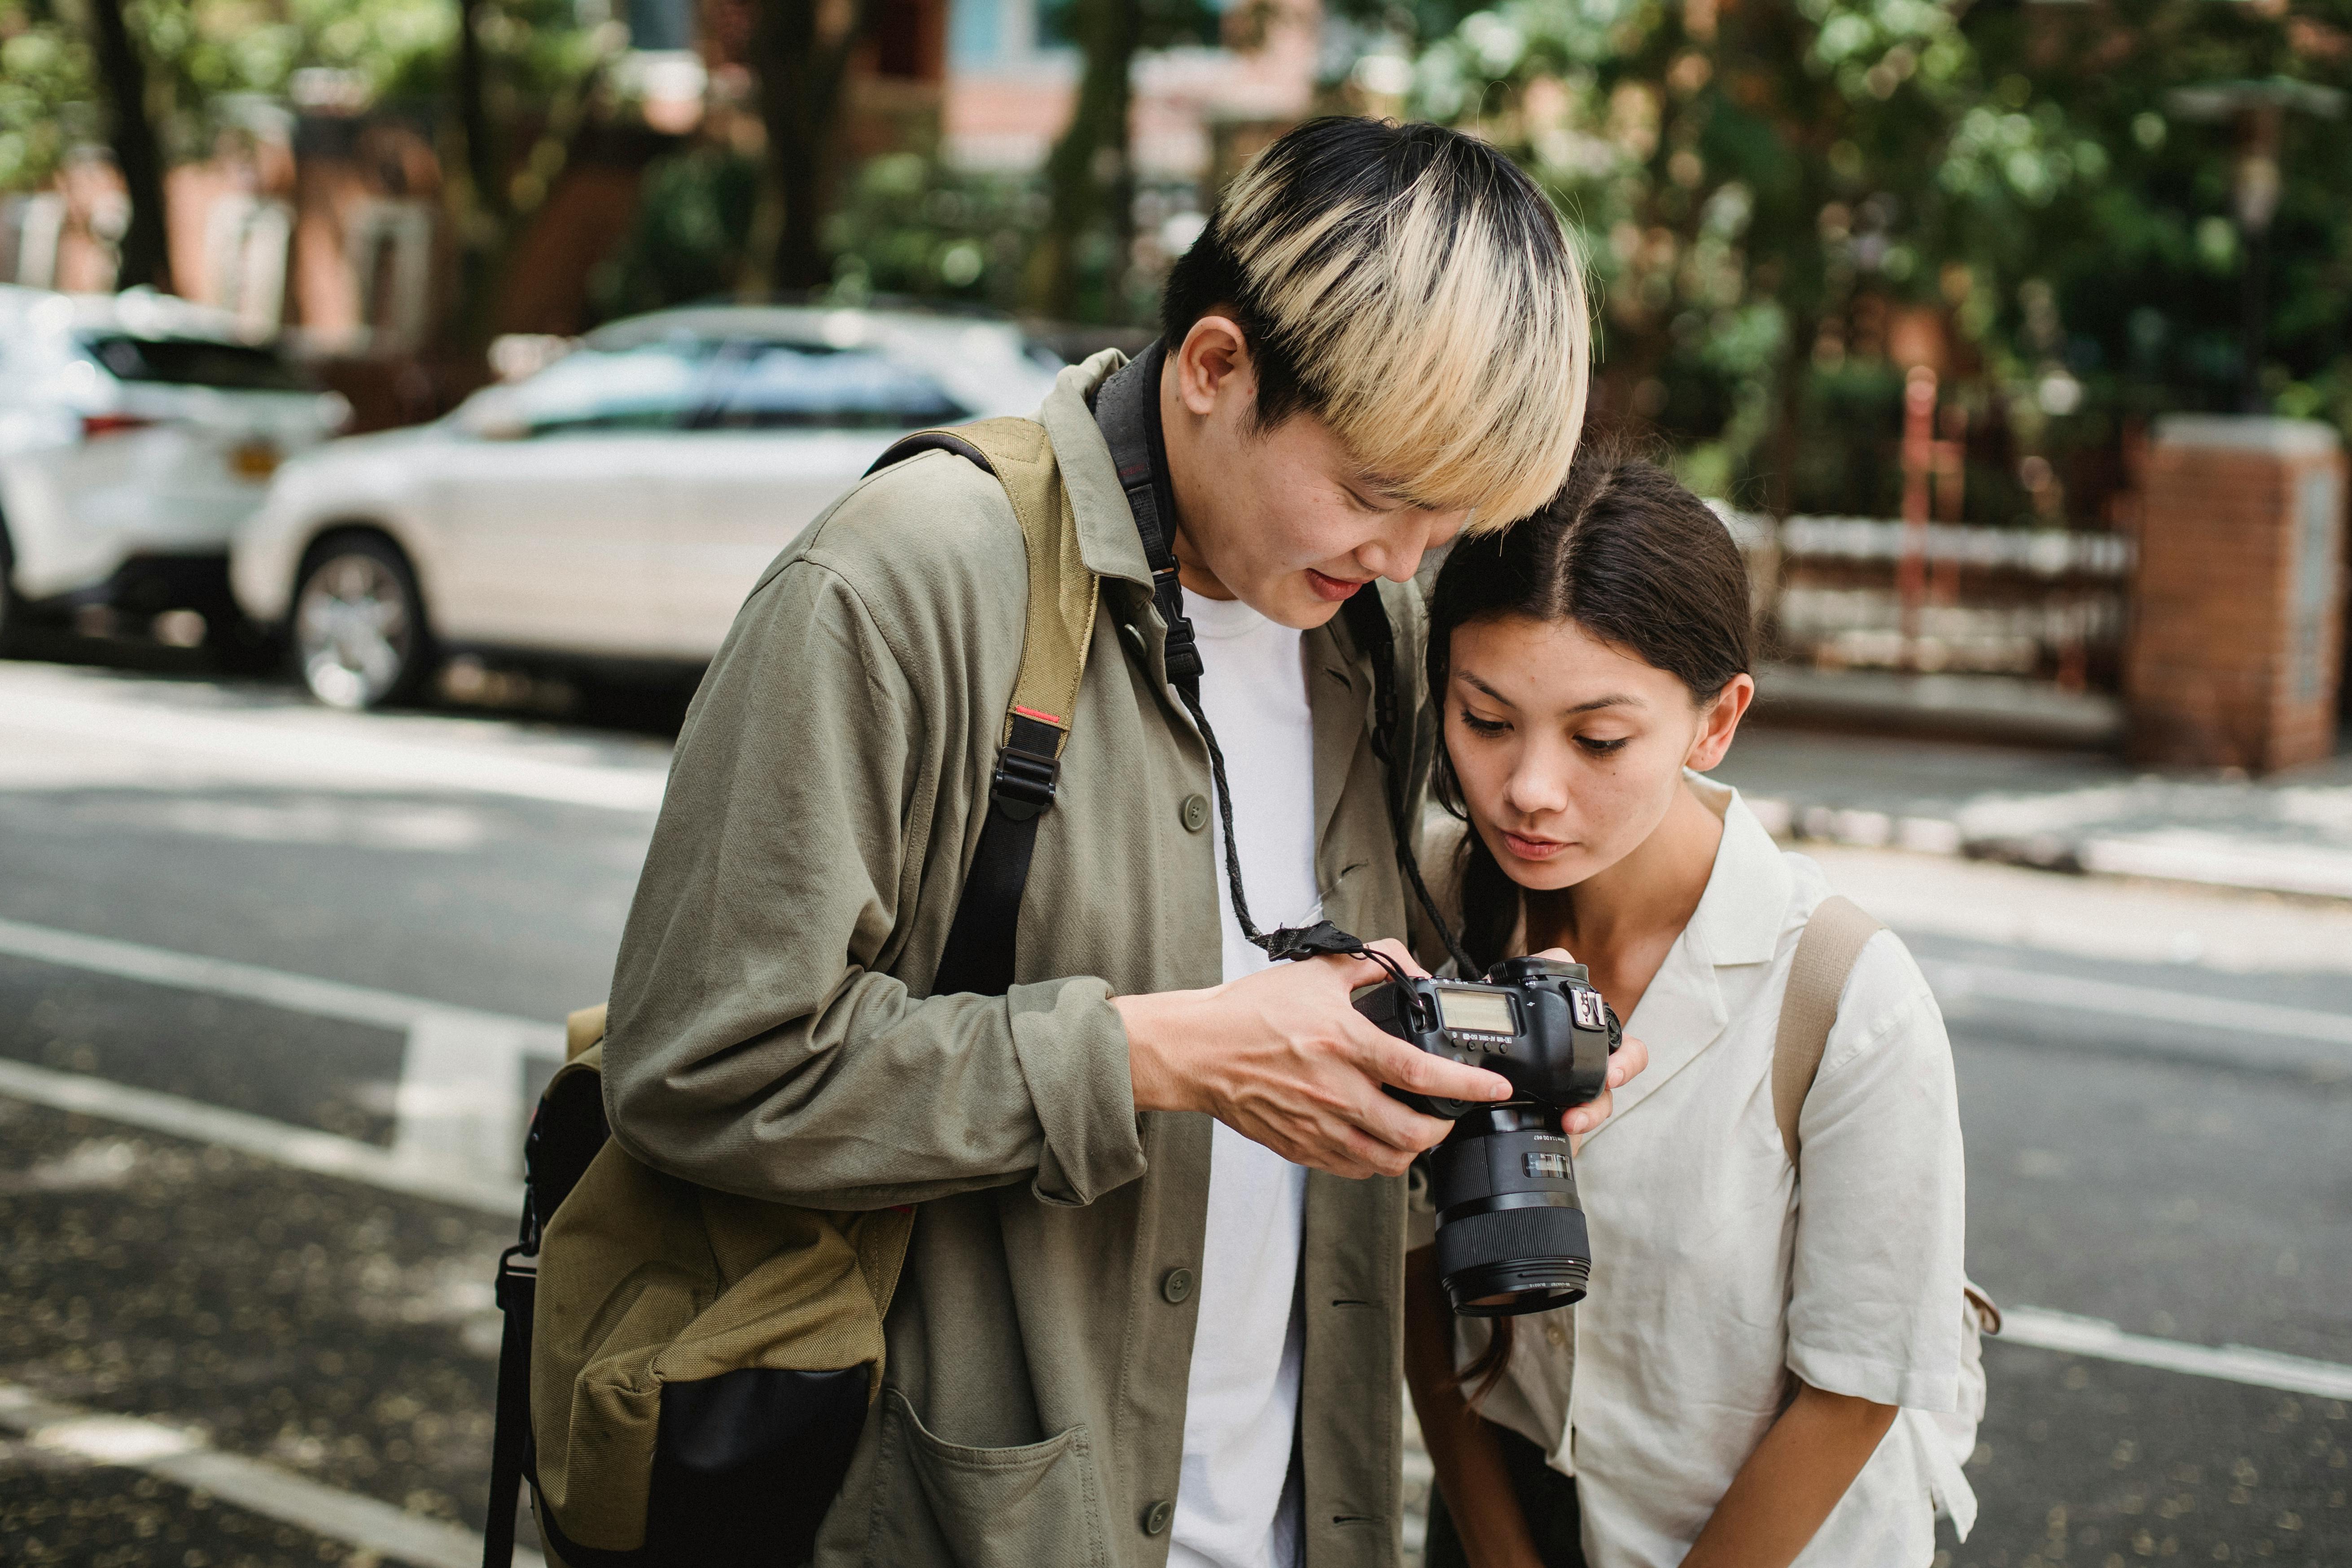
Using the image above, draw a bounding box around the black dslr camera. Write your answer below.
[1355,956,1622,1317]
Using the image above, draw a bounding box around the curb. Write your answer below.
[1746,795,2352,903]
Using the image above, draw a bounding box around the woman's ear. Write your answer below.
[1684,673,1755,772]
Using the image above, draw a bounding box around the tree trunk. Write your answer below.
[455,0,506,225]
[84,0,169,291]
[753,0,878,295]
[1029,0,1142,320]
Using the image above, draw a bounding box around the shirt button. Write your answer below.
[1161,1267,1194,1304]
[1142,1498,1174,1536]
[1179,793,1209,833]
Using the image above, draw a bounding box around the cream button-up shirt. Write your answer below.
[1417,777,1971,1567]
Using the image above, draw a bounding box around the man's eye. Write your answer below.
[1459,710,1510,736]
[1577,736,1630,756]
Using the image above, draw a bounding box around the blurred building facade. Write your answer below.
[0,0,1310,361]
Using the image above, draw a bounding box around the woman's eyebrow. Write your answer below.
[1459,670,1642,714]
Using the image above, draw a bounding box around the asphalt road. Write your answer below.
[2,653,2347,1568]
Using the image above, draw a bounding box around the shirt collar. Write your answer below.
[1035,348,1156,592]
[1582,774,1790,1137]
[1680,772,1794,969]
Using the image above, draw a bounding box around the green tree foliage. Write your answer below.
[1356,0,2352,518]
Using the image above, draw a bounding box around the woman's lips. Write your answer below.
[1501,830,1570,861]
[1306,569,1367,602]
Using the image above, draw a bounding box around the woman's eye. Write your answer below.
[1459,710,1510,736]
[1577,735,1631,756]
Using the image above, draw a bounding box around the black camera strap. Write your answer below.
[1092,346,1469,978]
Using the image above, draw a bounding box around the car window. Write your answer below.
[81,333,314,392]
[704,342,969,430]
[510,342,712,435]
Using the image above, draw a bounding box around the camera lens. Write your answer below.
[1428,1105,1592,1317]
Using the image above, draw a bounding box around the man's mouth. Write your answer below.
[1501,830,1570,862]
[1306,569,1368,602]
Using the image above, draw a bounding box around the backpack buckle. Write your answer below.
[495,1245,539,1311]
[990,747,1059,821]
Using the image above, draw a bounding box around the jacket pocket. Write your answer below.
[868,1390,1110,1568]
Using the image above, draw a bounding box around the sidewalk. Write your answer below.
[1717,727,2352,902]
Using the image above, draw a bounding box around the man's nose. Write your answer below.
[1356,522,1432,584]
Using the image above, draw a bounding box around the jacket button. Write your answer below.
[1180,793,1209,832]
[1143,1499,1174,1536]
[1161,1267,1194,1304]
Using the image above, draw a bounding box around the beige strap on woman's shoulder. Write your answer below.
[1771,895,1885,1164]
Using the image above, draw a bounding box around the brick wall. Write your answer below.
[2124,417,2345,771]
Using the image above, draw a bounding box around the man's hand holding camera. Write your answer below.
[1117,942,1648,1181]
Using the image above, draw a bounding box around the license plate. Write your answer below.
[229,440,280,479]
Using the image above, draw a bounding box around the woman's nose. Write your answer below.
[1504,753,1569,818]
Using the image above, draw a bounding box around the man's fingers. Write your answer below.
[1363,937,1428,979]
[1317,937,1428,994]
[1361,1031,1510,1104]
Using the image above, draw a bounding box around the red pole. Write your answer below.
[1900,366,1936,654]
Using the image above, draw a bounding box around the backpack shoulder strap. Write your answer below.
[1771,894,1884,1164]
[867,418,1100,995]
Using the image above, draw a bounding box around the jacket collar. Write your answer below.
[1036,349,1156,592]
[1307,601,1379,855]
[1583,775,1791,1137]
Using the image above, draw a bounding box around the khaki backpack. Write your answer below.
[1774,895,1999,1539]
[482,417,1101,1568]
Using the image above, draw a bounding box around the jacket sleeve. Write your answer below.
[599,555,1148,1213]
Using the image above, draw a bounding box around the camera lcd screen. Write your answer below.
[1437,988,1517,1037]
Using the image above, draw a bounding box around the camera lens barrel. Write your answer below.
[1428,1105,1593,1318]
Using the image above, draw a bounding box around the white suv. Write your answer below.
[232,305,1061,708]
[0,286,348,649]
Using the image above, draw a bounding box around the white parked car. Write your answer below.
[0,285,347,648]
[232,305,1064,709]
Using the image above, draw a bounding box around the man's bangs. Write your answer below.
[1194,119,1591,529]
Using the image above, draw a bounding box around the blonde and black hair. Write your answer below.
[1163,118,1590,530]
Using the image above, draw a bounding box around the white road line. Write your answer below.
[1999,1307,2352,1401]
[0,1381,545,1568]
[0,916,565,1175]
[0,1057,521,1218]
[16,1029,2352,1416]
[3,685,667,813]
[0,916,561,1045]
[1921,958,2352,1051]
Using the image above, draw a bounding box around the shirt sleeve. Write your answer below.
[599,555,1148,1213]
[1783,931,1967,1413]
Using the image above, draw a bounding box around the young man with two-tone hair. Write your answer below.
[600,117,1627,1568]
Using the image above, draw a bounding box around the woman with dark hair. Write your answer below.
[1404,449,1972,1568]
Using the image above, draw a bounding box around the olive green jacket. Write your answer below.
[601,350,1433,1568]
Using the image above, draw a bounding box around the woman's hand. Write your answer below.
[1523,946,1649,1138]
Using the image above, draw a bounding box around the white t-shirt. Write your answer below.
[1168,591,1320,1568]
[1415,777,1971,1567]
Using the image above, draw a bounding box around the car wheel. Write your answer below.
[291,533,434,709]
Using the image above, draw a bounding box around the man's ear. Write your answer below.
[1173,314,1254,420]
[1685,673,1755,773]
